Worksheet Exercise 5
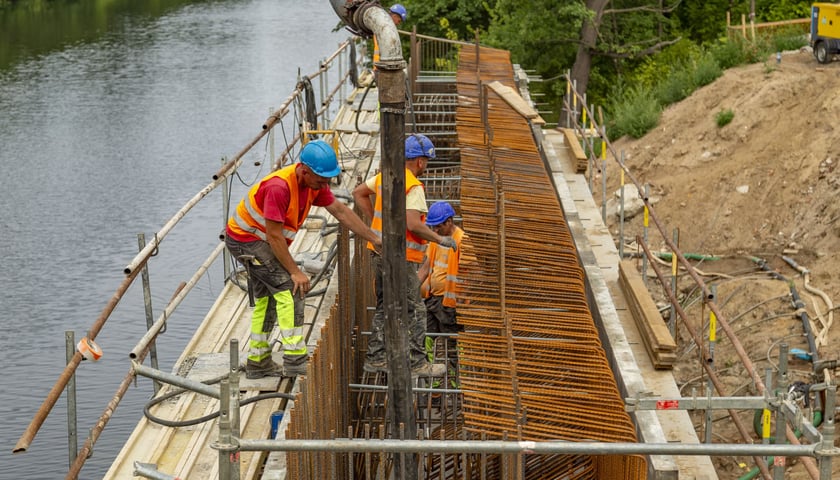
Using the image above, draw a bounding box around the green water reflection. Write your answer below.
[0,0,204,70]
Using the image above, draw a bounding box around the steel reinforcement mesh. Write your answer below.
[455,45,647,480]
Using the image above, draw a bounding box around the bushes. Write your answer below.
[609,86,661,139]
[605,30,796,140]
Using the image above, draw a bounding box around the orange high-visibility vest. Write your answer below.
[421,226,465,307]
[366,169,427,263]
[227,164,318,244]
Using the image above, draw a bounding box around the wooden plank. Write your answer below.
[487,80,539,119]
[619,259,676,369]
[560,128,589,173]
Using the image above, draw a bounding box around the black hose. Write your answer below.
[297,76,318,137]
[349,40,359,88]
[306,241,339,295]
[750,256,822,412]
[143,373,295,428]
[751,257,820,366]
[355,80,374,134]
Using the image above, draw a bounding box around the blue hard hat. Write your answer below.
[389,4,407,22]
[405,134,435,159]
[300,140,341,177]
[426,201,455,226]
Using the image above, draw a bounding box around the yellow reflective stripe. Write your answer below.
[272,290,305,353]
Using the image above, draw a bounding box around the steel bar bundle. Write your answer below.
[455,45,647,480]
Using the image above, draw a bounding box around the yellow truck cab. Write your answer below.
[812,3,840,63]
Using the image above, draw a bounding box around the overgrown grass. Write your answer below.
[606,30,802,141]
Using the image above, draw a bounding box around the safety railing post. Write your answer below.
[641,183,650,287]
[229,340,241,480]
[137,233,161,395]
[221,157,231,285]
[64,331,78,467]
[819,379,836,479]
[217,379,233,480]
[704,285,716,444]
[773,343,789,480]
[601,159,607,223]
[668,228,679,337]
[618,151,626,259]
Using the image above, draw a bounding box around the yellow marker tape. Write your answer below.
[620,169,625,186]
[709,311,717,342]
[762,409,771,439]
[643,206,649,228]
[582,107,586,124]
[671,254,677,277]
[601,139,606,160]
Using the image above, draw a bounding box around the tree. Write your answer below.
[571,0,682,98]
[400,0,495,41]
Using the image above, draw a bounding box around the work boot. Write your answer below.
[283,362,308,377]
[363,358,389,373]
[245,358,284,379]
[411,362,446,378]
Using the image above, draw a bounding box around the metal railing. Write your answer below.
[14,37,364,479]
[560,71,840,479]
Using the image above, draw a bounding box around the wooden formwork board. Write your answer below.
[618,260,677,369]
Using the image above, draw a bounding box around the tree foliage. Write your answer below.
[399,0,495,41]
[400,0,812,126]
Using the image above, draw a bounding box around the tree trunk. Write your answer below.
[571,0,609,99]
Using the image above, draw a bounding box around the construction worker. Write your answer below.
[372,4,406,68]
[419,201,466,334]
[225,140,381,379]
[352,134,457,377]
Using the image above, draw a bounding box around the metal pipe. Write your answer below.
[133,462,178,480]
[238,438,819,457]
[64,331,78,468]
[129,242,225,359]
[124,180,225,275]
[138,233,161,394]
[131,361,220,399]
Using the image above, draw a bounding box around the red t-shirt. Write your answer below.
[227,168,335,242]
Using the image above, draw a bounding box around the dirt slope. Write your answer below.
[606,49,840,479]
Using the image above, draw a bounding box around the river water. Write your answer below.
[0,1,345,478]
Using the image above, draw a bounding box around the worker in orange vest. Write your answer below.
[372,4,406,69]
[419,201,466,382]
[419,201,466,334]
[226,140,381,379]
[352,134,457,377]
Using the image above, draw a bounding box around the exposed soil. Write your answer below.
[605,49,840,479]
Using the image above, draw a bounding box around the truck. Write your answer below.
[811,2,840,63]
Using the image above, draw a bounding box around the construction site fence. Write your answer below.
[725,12,811,40]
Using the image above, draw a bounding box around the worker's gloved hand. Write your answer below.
[438,236,457,251]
